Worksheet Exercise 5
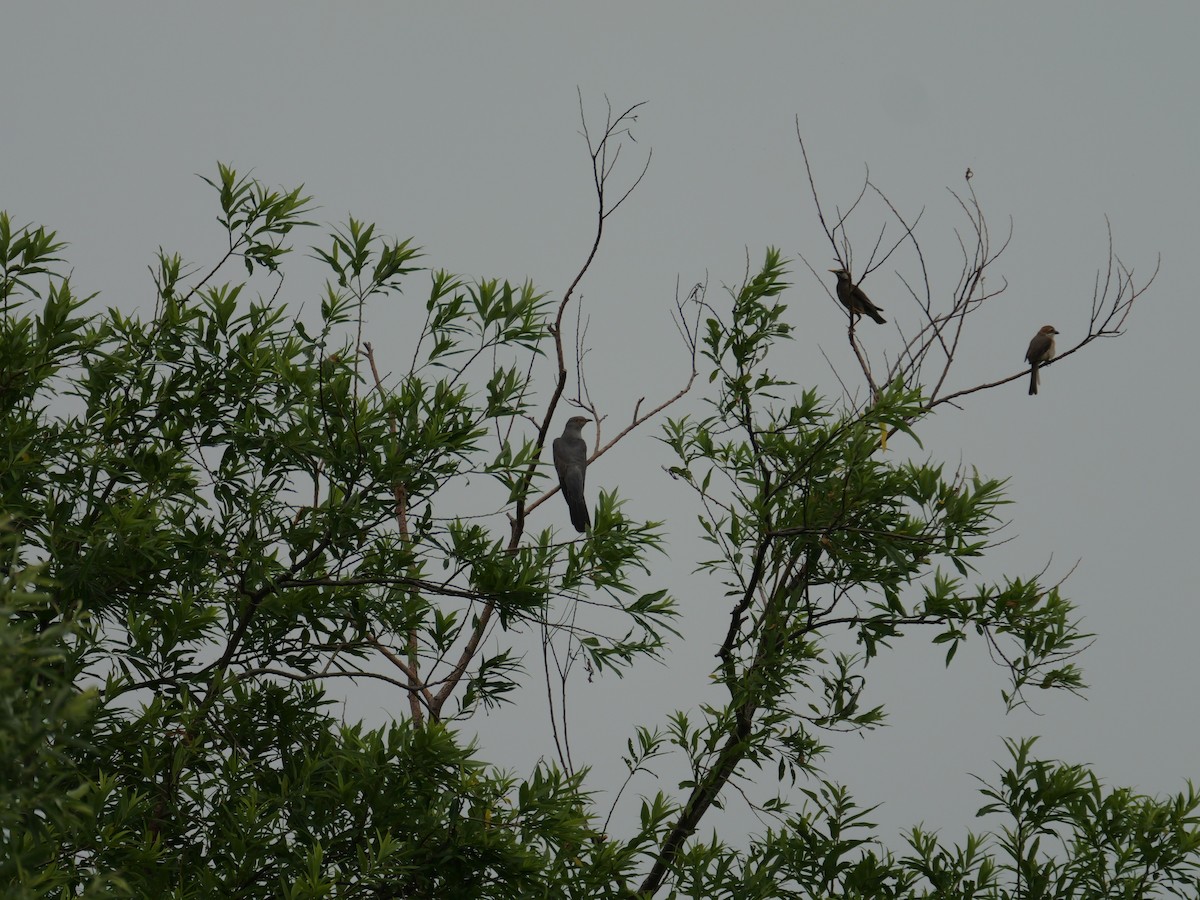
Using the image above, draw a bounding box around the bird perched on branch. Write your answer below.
[829,268,886,324]
[553,415,591,532]
[1024,325,1059,396]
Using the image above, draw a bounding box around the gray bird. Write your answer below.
[553,416,591,532]
[1025,325,1059,396]
[829,268,886,324]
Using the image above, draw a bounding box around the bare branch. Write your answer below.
[432,93,662,719]
[524,279,702,519]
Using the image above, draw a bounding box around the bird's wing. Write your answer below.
[854,286,882,312]
[552,437,568,479]
[553,437,585,483]
[560,465,585,496]
[1026,333,1050,364]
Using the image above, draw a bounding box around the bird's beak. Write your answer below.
[828,268,839,273]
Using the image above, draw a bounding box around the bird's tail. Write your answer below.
[567,497,591,533]
[867,307,886,325]
[1028,364,1039,395]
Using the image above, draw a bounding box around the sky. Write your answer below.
[3,3,1198,847]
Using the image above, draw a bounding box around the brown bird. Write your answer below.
[829,268,886,324]
[1024,325,1059,395]
[552,415,591,532]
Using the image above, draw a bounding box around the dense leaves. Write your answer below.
[1,166,1196,899]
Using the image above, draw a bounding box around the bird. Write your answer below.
[829,268,886,324]
[1024,325,1059,395]
[552,415,591,532]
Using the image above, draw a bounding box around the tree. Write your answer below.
[2,101,1197,898]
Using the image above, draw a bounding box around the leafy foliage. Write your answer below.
[1,157,1196,899]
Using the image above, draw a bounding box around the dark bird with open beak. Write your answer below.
[553,415,591,532]
[1025,325,1059,395]
[829,268,886,324]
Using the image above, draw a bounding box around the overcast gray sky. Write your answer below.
[4,3,1198,845]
